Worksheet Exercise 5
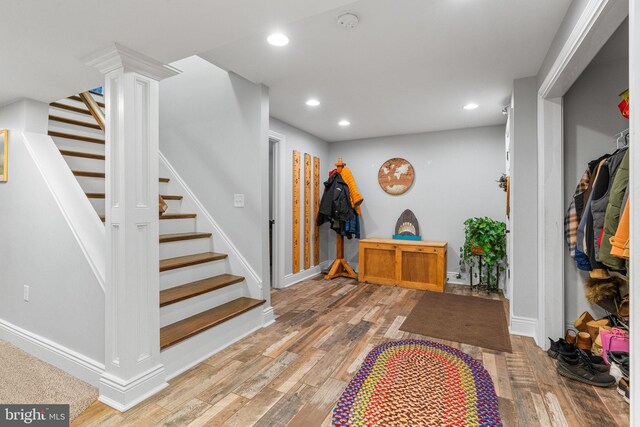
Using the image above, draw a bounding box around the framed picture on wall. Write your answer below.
[0,129,7,182]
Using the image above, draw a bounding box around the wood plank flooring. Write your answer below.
[73,277,629,426]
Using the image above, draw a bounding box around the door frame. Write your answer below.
[535,0,629,348]
[268,130,286,289]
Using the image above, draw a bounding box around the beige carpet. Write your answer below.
[0,340,97,420]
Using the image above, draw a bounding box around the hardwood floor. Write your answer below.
[73,277,630,426]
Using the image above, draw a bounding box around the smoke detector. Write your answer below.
[337,13,359,30]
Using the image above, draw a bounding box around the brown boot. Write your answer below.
[574,311,594,333]
[577,332,592,350]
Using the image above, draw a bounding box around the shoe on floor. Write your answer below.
[557,352,616,387]
[559,349,609,373]
[560,347,605,366]
[608,351,629,379]
[618,378,630,403]
[548,337,567,359]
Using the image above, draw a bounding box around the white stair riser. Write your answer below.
[159,181,170,193]
[159,218,197,234]
[88,198,105,215]
[60,156,104,173]
[160,305,264,379]
[51,96,104,111]
[159,282,247,327]
[48,107,96,123]
[160,238,212,260]
[160,259,228,290]
[48,121,104,137]
[162,199,182,212]
[74,176,106,193]
[52,139,105,154]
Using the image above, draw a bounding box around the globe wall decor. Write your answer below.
[378,158,414,195]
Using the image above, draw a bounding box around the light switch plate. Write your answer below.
[24,285,29,302]
[234,194,245,208]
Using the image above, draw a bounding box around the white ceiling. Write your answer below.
[0,0,356,108]
[201,0,572,142]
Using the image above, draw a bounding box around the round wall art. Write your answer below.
[378,158,415,195]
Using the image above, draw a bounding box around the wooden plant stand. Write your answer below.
[325,158,357,281]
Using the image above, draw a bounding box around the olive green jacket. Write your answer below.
[600,150,629,270]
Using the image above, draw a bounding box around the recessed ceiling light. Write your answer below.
[463,103,479,110]
[267,33,289,46]
[306,99,320,107]
[338,120,351,127]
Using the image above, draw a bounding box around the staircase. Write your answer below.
[48,92,265,358]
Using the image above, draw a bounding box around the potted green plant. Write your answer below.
[461,217,507,291]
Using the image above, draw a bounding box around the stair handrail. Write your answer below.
[79,91,105,131]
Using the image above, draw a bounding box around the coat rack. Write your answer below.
[325,158,358,280]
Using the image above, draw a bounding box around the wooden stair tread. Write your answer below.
[160,213,196,220]
[159,232,212,243]
[160,194,183,200]
[60,149,105,160]
[68,95,106,108]
[99,213,196,222]
[50,102,92,116]
[86,193,177,200]
[160,252,227,272]
[160,297,265,349]
[159,274,244,307]
[49,130,104,145]
[72,170,169,182]
[49,115,102,130]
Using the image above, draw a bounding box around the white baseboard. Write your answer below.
[283,260,332,288]
[447,271,468,285]
[509,315,538,339]
[262,306,276,327]
[0,318,104,386]
[99,365,168,412]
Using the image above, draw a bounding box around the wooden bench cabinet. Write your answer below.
[358,238,447,292]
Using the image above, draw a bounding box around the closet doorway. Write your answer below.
[268,131,286,289]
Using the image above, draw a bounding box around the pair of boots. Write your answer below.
[548,338,615,387]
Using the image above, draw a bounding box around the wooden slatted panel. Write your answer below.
[313,156,320,266]
[304,153,311,270]
[292,151,301,273]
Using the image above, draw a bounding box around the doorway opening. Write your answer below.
[268,131,286,289]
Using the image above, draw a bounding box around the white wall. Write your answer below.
[159,56,269,290]
[0,128,105,374]
[510,77,539,321]
[563,21,629,327]
[269,118,331,281]
[328,125,505,276]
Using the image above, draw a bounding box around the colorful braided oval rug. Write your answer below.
[333,340,502,427]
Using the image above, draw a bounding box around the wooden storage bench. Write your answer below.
[358,238,447,292]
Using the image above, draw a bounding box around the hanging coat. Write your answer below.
[589,148,627,262]
[600,150,629,270]
[340,167,364,215]
[317,173,354,227]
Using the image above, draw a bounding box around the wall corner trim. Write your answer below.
[0,318,105,386]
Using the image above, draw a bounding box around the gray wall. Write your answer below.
[0,125,104,366]
[269,118,331,277]
[328,125,505,274]
[160,56,269,280]
[563,21,629,327]
[510,77,539,320]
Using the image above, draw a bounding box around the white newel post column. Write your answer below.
[85,44,179,411]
